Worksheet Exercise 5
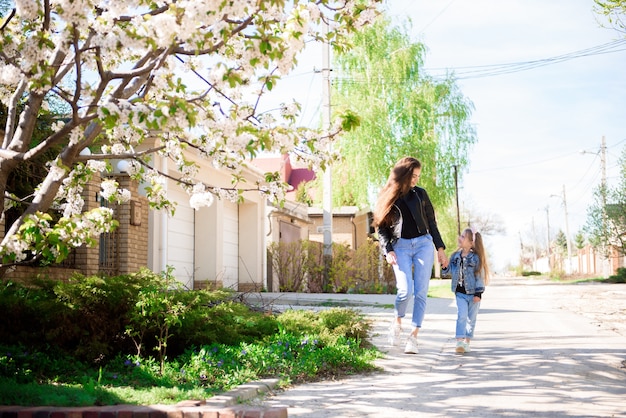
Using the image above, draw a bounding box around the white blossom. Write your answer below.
[0,0,381,264]
[15,0,40,20]
[117,188,132,203]
[189,192,215,210]
[0,237,30,263]
[86,160,108,173]
[100,179,119,200]
[110,143,127,155]
[0,65,22,85]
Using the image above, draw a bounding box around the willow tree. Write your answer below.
[330,18,476,210]
[594,0,626,32]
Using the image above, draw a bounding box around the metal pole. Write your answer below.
[532,217,537,270]
[322,22,333,290]
[581,137,609,276]
[454,165,460,235]
[545,206,551,271]
[562,185,573,275]
[600,135,609,277]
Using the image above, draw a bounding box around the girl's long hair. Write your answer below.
[372,157,421,228]
[464,228,490,284]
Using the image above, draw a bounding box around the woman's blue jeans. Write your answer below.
[391,235,435,328]
[455,292,481,339]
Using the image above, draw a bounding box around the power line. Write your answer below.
[417,0,457,33]
[469,150,581,173]
[330,39,626,83]
[430,39,626,80]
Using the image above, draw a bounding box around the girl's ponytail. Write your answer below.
[472,231,490,285]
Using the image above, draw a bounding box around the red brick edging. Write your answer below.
[0,404,287,418]
[0,379,287,418]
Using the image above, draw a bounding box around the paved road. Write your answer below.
[248,277,626,417]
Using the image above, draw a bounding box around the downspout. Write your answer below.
[351,215,356,249]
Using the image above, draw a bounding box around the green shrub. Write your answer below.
[267,239,395,294]
[268,240,309,292]
[318,308,370,342]
[170,300,279,351]
[0,269,258,365]
[521,271,542,277]
[0,300,381,406]
[275,307,370,347]
[607,267,626,283]
[302,240,325,292]
[52,272,143,362]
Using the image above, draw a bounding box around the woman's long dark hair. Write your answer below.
[372,157,421,228]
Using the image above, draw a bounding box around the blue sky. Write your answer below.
[267,0,626,271]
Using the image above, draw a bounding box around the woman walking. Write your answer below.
[373,157,448,354]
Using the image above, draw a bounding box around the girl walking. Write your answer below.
[445,227,490,354]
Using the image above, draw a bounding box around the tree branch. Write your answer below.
[2,80,26,148]
[0,8,15,31]
[75,145,167,162]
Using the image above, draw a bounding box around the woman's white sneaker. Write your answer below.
[404,335,419,354]
[388,323,401,346]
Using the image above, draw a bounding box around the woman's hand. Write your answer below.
[437,248,449,268]
[385,251,398,265]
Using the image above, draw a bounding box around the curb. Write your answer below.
[241,293,394,308]
[206,378,281,407]
[0,379,285,418]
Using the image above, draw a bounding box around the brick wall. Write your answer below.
[308,214,356,248]
[112,174,149,274]
[73,173,102,276]
[2,173,149,281]
[194,280,224,290]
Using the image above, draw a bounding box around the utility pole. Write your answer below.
[581,136,609,276]
[600,135,609,277]
[601,135,607,196]
[532,216,537,271]
[545,206,551,271]
[454,165,460,235]
[321,22,333,290]
[518,231,524,269]
[562,185,573,275]
[551,186,572,274]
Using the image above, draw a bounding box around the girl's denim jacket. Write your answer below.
[443,250,485,296]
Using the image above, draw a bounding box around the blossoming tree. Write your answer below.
[0,0,379,275]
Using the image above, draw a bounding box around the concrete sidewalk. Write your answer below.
[246,277,626,417]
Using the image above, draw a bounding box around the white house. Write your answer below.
[142,147,268,292]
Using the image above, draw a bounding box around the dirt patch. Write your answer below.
[549,282,626,337]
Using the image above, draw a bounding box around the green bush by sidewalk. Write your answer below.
[0,269,382,407]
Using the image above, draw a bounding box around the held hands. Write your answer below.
[437,248,449,268]
[385,251,398,265]
[387,248,449,268]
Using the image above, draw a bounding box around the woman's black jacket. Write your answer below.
[377,186,446,255]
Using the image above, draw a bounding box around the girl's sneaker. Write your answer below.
[455,340,467,354]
